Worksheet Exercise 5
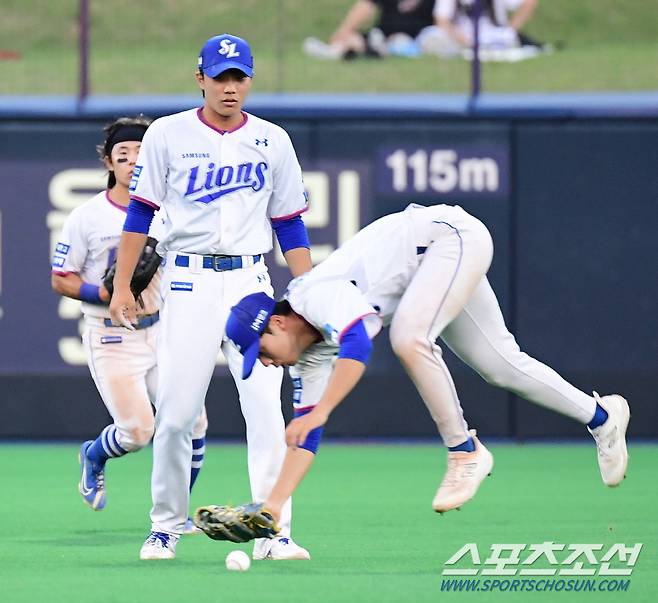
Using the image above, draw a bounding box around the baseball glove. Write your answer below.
[193,502,280,543]
[103,237,161,299]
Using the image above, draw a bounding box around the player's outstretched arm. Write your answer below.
[286,358,366,448]
[264,447,317,522]
[263,358,367,521]
[109,231,147,329]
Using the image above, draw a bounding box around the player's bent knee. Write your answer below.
[122,423,155,449]
[389,329,428,363]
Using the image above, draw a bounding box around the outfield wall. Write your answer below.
[0,94,656,439]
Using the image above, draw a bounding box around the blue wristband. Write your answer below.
[293,407,324,454]
[79,283,103,304]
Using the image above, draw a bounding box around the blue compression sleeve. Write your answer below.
[338,320,373,364]
[293,408,324,454]
[79,283,103,304]
[271,215,310,253]
[123,199,155,234]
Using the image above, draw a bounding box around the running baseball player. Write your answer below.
[51,117,208,531]
[109,34,312,560]
[194,202,630,540]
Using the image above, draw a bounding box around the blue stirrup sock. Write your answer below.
[86,425,128,466]
[448,437,476,453]
[587,402,609,429]
[190,437,206,491]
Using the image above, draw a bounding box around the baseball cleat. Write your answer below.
[182,517,202,535]
[588,392,630,487]
[432,430,493,513]
[139,531,179,560]
[78,440,106,511]
[253,536,311,561]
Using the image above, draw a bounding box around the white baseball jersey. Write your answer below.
[52,191,164,319]
[301,203,451,326]
[285,203,475,409]
[287,276,382,366]
[129,108,308,255]
[286,203,450,363]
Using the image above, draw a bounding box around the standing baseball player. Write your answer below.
[51,117,208,529]
[195,202,629,539]
[109,34,313,560]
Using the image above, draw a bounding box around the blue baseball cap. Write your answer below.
[198,34,254,78]
[226,292,275,379]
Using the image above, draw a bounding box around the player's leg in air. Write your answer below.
[440,275,629,491]
[390,207,628,513]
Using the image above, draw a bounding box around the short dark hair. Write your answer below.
[97,115,152,188]
[272,299,293,316]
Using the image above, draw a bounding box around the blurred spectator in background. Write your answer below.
[434,0,544,56]
[303,0,445,60]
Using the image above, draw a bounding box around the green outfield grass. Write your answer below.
[1,442,656,603]
[0,0,657,94]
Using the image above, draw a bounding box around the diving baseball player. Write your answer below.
[197,202,630,538]
[51,117,208,528]
[109,34,312,560]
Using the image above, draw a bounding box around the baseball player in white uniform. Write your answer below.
[221,202,630,526]
[51,117,208,525]
[109,34,312,560]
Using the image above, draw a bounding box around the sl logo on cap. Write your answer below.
[219,39,240,58]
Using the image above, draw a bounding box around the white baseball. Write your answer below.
[225,550,251,571]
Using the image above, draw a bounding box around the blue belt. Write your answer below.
[175,254,262,271]
[104,311,159,330]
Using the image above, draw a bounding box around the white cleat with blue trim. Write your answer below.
[432,430,494,513]
[253,536,311,560]
[588,392,630,487]
[78,440,106,510]
[139,531,179,560]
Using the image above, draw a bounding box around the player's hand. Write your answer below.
[109,286,137,330]
[285,408,329,448]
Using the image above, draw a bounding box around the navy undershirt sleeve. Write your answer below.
[123,199,155,234]
[338,319,373,364]
[271,215,310,253]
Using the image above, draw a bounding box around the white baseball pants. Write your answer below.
[389,207,596,447]
[151,254,291,540]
